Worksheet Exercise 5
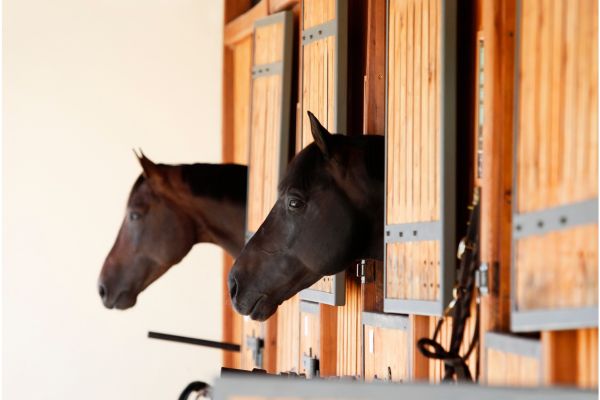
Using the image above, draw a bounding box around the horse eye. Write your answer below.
[288,199,305,209]
[129,212,142,221]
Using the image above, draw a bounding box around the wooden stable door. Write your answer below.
[298,0,348,306]
[483,332,542,387]
[384,0,456,317]
[242,10,295,373]
[362,312,410,382]
[511,0,598,332]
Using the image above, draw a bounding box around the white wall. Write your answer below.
[3,1,225,398]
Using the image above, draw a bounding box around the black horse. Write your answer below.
[228,112,384,321]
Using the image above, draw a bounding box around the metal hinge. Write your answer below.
[355,259,375,284]
[476,263,489,296]
[245,336,264,368]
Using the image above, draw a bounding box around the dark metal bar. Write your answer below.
[148,331,241,352]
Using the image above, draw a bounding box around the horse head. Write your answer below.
[228,112,384,321]
[98,153,198,309]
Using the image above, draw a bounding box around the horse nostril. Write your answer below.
[228,276,238,300]
[98,283,108,300]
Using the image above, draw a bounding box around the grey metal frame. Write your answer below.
[383,0,457,316]
[213,375,596,400]
[244,11,294,244]
[300,300,320,315]
[510,0,599,332]
[483,332,543,384]
[299,0,348,306]
[238,12,294,368]
[361,312,411,380]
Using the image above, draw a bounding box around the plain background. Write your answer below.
[3,0,225,398]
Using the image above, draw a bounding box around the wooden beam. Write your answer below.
[542,330,579,385]
[268,0,299,14]
[409,315,430,381]
[479,0,516,374]
[362,0,386,136]
[319,304,338,376]
[263,315,279,373]
[224,0,253,24]
[224,0,269,48]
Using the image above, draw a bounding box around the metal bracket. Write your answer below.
[302,348,320,378]
[476,263,489,296]
[245,336,264,368]
[355,259,375,284]
[513,198,598,239]
[384,221,441,243]
[301,20,337,45]
[251,61,283,78]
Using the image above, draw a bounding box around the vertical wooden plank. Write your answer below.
[319,304,338,376]
[542,330,578,385]
[410,315,430,381]
[478,0,516,380]
[363,0,386,136]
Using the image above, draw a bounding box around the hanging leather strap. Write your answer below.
[416,189,481,382]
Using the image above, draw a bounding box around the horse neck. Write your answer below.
[338,142,385,261]
[164,163,247,257]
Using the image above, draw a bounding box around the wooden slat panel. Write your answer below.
[516,0,598,212]
[254,22,285,65]
[300,36,336,150]
[386,241,440,301]
[336,278,362,377]
[543,328,598,388]
[299,306,321,375]
[515,225,598,311]
[514,0,598,314]
[486,349,541,387]
[233,37,253,165]
[247,74,283,232]
[302,0,336,29]
[576,328,599,388]
[386,0,440,226]
[363,325,409,382]
[276,295,300,373]
[385,0,444,304]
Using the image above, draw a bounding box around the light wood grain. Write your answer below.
[363,324,409,382]
[514,0,598,312]
[385,0,442,304]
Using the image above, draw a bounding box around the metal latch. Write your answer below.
[302,347,320,378]
[245,336,264,368]
[476,263,489,296]
[355,259,375,284]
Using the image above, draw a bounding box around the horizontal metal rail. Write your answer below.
[148,331,241,352]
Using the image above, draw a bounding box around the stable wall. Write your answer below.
[4,1,224,399]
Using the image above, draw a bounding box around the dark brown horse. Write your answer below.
[98,153,247,309]
[228,112,384,321]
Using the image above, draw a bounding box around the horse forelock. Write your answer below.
[278,144,329,194]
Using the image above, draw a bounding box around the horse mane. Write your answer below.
[278,134,384,193]
[181,163,247,203]
[129,163,247,205]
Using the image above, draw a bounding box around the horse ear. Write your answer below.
[134,150,167,188]
[307,111,332,158]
